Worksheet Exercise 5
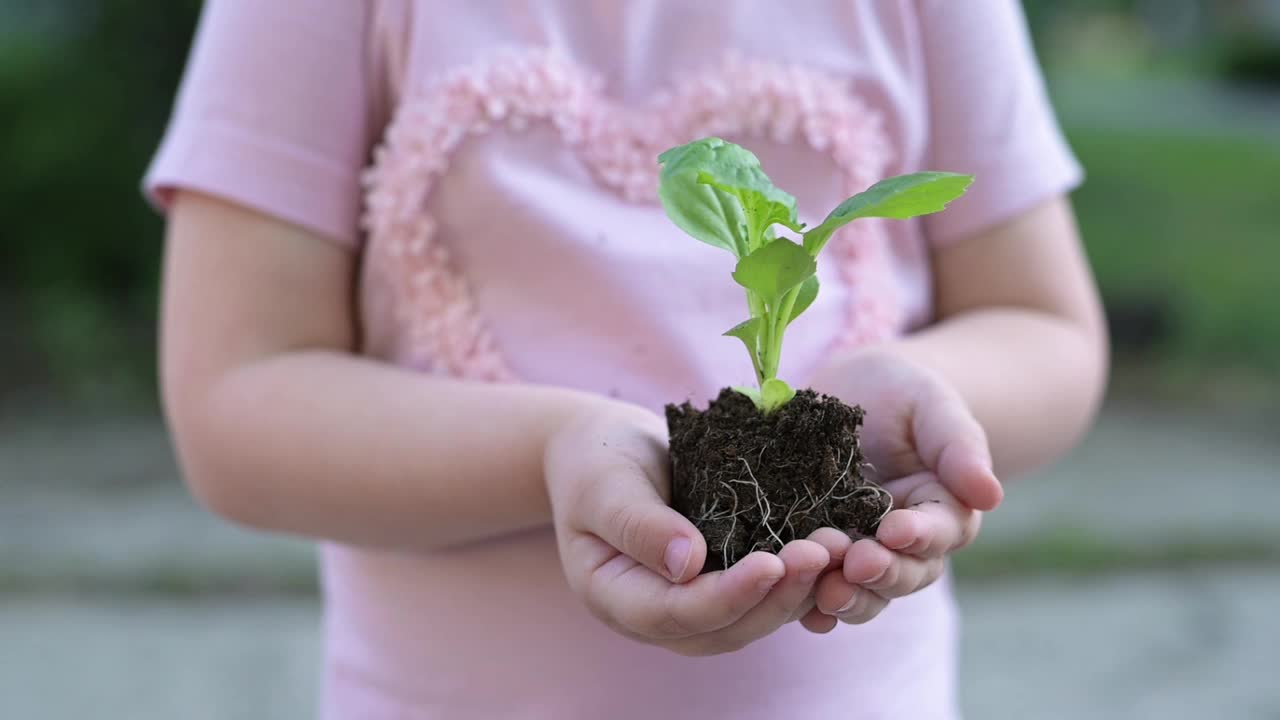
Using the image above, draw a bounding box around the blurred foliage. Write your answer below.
[0,0,1276,404]
[1215,33,1280,87]
[1027,0,1280,86]
[0,0,201,403]
[1071,127,1280,371]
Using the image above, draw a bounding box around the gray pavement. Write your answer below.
[982,404,1280,552]
[2,571,1277,719]
[959,570,1280,719]
[0,412,315,592]
[0,598,322,720]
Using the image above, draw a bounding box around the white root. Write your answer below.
[735,458,785,551]
[707,439,891,565]
[870,482,894,524]
[719,480,738,570]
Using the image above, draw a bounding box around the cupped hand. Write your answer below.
[545,400,832,655]
[798,348,1003,631]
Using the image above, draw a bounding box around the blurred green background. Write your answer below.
[0,0,201,405]
[1,2,1278,719]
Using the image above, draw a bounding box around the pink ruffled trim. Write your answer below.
[361,48,898,379]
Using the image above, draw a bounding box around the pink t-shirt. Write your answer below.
[147,2,1080,718]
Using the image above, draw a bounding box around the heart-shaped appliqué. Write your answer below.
[362,48,901,381]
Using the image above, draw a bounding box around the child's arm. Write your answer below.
[161,191,601,552]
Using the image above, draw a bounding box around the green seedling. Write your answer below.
[658,137,973,413]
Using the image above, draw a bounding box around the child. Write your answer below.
[147,1,1107,717]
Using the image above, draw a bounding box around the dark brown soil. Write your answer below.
[666,388,890,572]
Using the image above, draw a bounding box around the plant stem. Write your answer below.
[765,285,800,382]
[745,291,767,384]
[761,306,776,380]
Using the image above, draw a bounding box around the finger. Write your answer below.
[806,527,854,568]
[814,572,889,624]
[787,528,854,623]
[683,540,828,652]
[583,546,785,639]
[938,440,1003,512]
[911,385,1003,511]
[814,570,856,615]
[842,538,946,599]
[835,587,890,625]
[787,595,817,624]
[877,480,981,558]
[799,606,838,634]
[881,471,935,509]
[576,471,706,582]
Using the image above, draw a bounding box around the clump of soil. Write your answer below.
[666,388,891,572]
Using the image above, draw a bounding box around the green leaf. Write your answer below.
[723,318,763,378]
[804,172,974,255]
[691,141,803,245]
[696,163,804,250]
[732,385,764,411]
[658,137,802,257]
[787,275,819,325]
[731,238,817,305]
[658,139,750,256]
[761,378,796,413]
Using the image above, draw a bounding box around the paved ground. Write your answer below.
[3,571,1277,720]
[981,404,1280,553]
[959,570,1280,719]
[0,598,322,720]
[2,399,1278,718]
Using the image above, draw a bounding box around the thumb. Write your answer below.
[578,471,708,583]
[937,438,1003,512]
[913,386,1003,512]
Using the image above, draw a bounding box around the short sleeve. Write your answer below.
[144,1,373,246]
[916,0,1083,246]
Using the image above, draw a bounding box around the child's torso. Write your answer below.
[337,3,955,718]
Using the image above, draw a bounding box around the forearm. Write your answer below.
[896,309,1106,476]
[167,350,614,552]
[819,308,1107,478]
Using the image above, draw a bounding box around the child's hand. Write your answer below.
[803,349,1004,631]
[545,401,831,655]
